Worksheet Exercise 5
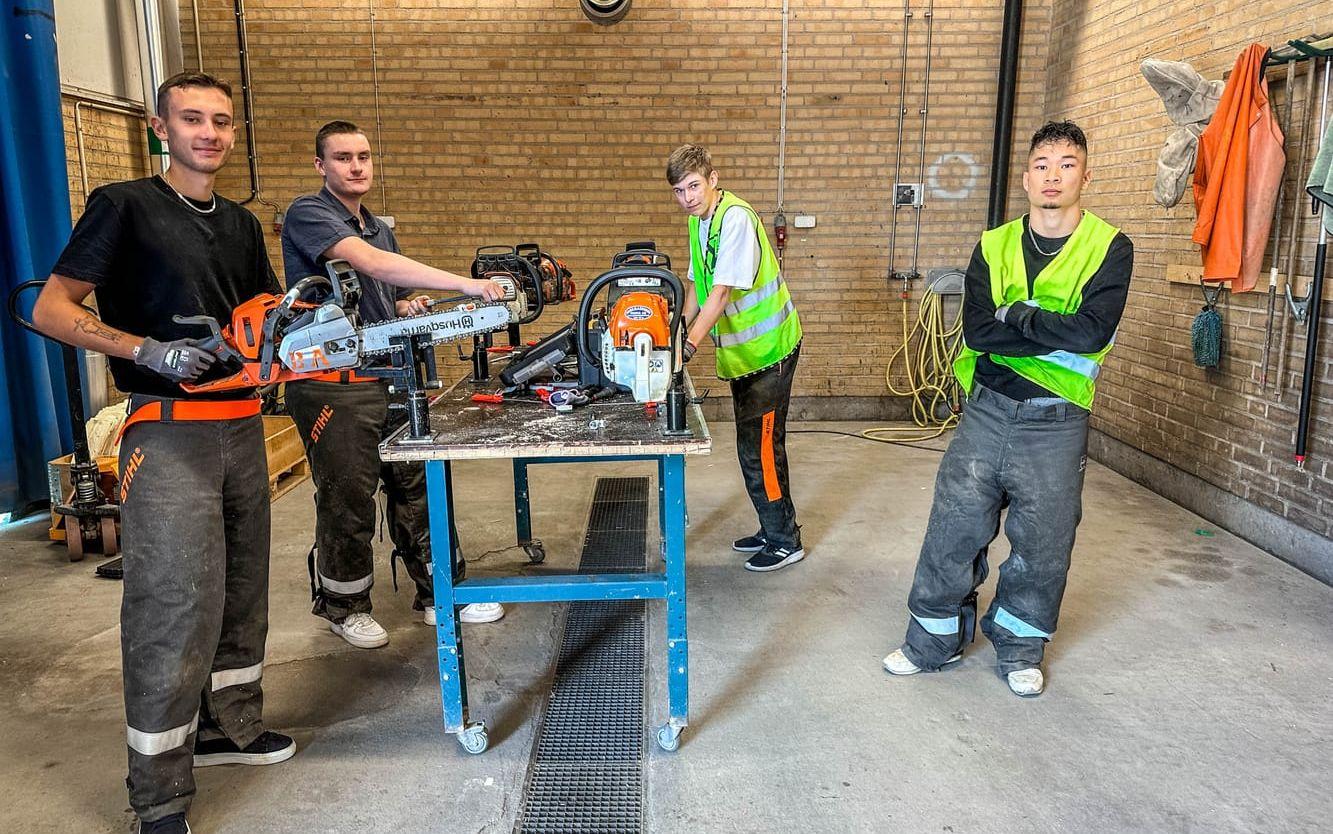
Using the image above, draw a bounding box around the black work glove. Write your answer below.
[134,336,217,382]
[681,339,698,364]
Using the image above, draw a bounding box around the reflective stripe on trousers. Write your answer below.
[317,570,374,596]
[210,661,263,692]
[127,712,199,757]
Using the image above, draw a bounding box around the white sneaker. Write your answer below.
[329,612,389,649]
[460,602,504,624]
[881,648,962,676]
[1007,667,1045,697]
[423,604,506,625]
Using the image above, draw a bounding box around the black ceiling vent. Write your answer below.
[580,0,631,24]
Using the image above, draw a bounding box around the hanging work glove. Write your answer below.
[133,336,217,382]
[681,339,698,364]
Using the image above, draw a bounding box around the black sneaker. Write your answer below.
[732,531,767,553]
[139,813,190,834]
[194,730,295,768]
[744,543,806,572]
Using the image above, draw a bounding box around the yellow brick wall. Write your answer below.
[179,0,1054,402]
[60,95,150,406]
[61,96,149,222]
[1044,1,1333,537]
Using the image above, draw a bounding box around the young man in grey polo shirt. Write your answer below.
[281,120,506,649]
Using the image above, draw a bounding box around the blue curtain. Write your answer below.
[0,2,75,514]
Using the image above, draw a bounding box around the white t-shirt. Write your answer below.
[687,206,760,291]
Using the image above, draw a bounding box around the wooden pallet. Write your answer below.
[48,415,311,542]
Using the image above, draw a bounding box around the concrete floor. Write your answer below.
[1,421,1331,833]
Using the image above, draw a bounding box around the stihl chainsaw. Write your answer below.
[175,259,520,393]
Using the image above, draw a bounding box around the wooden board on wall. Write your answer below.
[1165,263,1332,301]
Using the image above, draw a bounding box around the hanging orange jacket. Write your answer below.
[1192,43,1286,292]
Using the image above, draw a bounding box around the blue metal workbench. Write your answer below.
[380,382,710,754]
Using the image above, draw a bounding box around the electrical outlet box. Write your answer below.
[381,215,396,229]
[793,215,816,228]
[893,183,923,207]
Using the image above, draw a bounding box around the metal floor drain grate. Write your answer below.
[515,477,649,834]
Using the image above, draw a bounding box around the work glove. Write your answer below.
[681,339,698,364]
[994,300,1038,330]
[134,336,217,383]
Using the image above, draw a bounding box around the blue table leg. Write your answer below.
[657,457,667,561]
[513,459,545,563]
[427,460,483,751]
[513,459,531,544]
[658,453,689,750]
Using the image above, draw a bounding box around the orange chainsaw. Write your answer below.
[175,259,520,393]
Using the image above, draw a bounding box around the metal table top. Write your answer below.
[380,375,712,461]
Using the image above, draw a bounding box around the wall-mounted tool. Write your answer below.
[1260,59,1296,389]
[1292,41,1333,467]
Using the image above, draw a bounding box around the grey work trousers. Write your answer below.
[285,379,437,621]
[901,384,1089,676]
[118,400,271,822]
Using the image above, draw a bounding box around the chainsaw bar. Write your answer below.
[358,302,512,355]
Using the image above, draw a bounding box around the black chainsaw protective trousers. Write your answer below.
[728,343,802,549]
[118,398,272,822]
[285,379,446,621]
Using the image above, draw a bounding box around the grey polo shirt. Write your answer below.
[281,186,409,324]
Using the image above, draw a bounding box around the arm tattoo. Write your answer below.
[73,314,123,344]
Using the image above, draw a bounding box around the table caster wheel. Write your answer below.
[524,541,546,564]
[656,723,681,752]
[459,724,489,755]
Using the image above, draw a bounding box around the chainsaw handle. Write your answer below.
[574,265,684,373]
[171,314,240,364]
[612,249,671,269]
[513,255,545,325]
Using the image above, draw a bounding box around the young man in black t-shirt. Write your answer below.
[281,121,507,649]
[34,73,292,834]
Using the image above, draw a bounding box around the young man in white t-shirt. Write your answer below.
[667,144,805,572]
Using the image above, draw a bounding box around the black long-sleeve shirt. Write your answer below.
[962,215,1133,403]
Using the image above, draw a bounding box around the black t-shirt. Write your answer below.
[961,215,1133,404]
[51,176,280,399]
[279,187,408,325]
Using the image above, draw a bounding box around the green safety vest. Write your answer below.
[954,211,1120,410]
[687,191,802,379]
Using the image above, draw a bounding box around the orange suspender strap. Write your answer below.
[117,397,262,445]
[760,410,782,501]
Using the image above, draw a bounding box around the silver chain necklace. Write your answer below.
[1027,220,1066,257]
[160,175,217,215]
